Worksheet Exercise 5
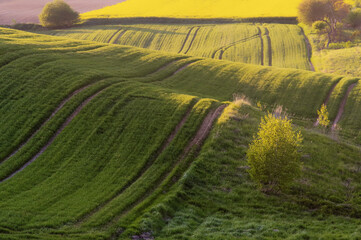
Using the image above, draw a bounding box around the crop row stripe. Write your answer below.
[74,99,198,226]
[0,85,111,183]
[109,104,227,239]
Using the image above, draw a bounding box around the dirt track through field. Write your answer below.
[74,100,198,226]
[112,30,127,44]
[184,27,201,54]
[178,27,196,54]
[314,80,341,127]
[257,27,264,66]
[264,28,272,66]
[332,82,358,130]
[107,29,123,44]
[0,83,97,165]
[211,34,259,59]
[0,85,110,183]
[109,104,227,238]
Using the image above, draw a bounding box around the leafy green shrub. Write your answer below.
[247,113,303,192]
[347,8,361,28]
[39,0,79,28]
[312,21,328,33]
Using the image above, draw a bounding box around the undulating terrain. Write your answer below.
[1,25,361,239]
[43,23,312,70]
[2,0,361,239]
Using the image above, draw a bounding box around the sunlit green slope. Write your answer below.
[45,23,312,70]
[81,0,302,19]
[1,28,361,239]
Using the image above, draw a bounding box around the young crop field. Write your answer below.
[1,28,361,239]
[45,23,312,70]
[81,0,302,19]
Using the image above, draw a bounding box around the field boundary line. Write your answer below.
[74,99,198,226]
[0,84,112,183]
[108,104,227,239]
[332,82,358,130]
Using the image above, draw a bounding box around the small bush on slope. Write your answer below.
[247,113,302,192]
[39,0,79,29]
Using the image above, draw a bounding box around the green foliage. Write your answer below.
[39,0,79,28]
[347,8,361,28]
[247,114,302,191]
[317,104,330,128]
[312,20,328,33]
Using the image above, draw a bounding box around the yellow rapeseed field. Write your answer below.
[82,0,302,19]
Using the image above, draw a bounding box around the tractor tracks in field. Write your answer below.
[332,82,358,130]
[178,26,201,54]
[264,27,272,66]
[0,83,95,165]
[74,100,198,226]
[258,27,264,66]
[211,33,259,60]
[109,104,227,240]
[0,84,112,183]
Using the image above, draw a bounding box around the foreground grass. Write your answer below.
[141,102,361,239]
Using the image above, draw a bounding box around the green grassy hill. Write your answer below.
[1,28,361,239]
[43,23,312,70]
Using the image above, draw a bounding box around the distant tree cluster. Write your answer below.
[39,0,79,29]
[298,0,361,47]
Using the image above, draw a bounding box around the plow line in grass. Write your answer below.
[264,27,272,66]
[332,82,359,130]
[108,104,227,239]
[178,26,197,54]
[74,98,199,226]
[0,83,113,183]
[211,34,259,59]
[183,27,201,55]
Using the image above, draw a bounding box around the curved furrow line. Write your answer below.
[265,27,272,66]
[332,82,358,130]
[178,27,195,54]
[0,52,43,71]
[74,100,198,226]
[107,29,122,44]
[314,79,342,126]
[212,34,259,59]
[184,27,201,55]
[109,104,227,239]
[0,85,111,183]
[0,83,98,164]
[111,30,127,45]
[257,27,264,66]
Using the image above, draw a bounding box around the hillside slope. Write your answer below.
[1,28,361,239]
[81,0,302,19]
[46,23,312,70]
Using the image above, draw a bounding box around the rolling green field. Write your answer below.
[1,27,361,239]
[43,23,313,70]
